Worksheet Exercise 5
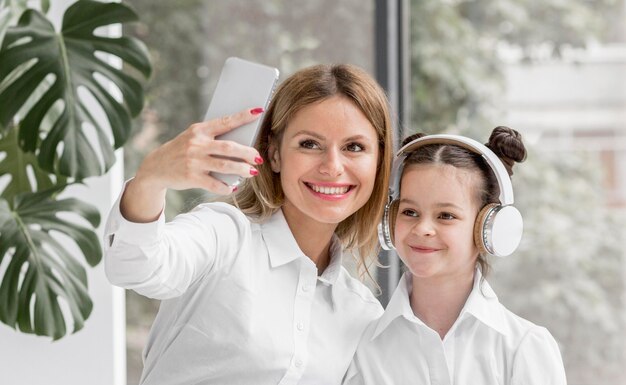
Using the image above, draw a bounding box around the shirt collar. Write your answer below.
[260,208,345,309]
[459,268,510,336]
[371,272,417,340]
[371,269,510,340]
[261,208,307,268]
[318,236,343,285]
[318,236,344,310]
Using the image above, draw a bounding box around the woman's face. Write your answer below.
[269,95,379,231]
[394,164,481,281]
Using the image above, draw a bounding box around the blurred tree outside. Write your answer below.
[496,148,626,383]
[407,0,626,383]
[409,0,623,135]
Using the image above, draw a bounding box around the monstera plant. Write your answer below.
[0,0,151,339]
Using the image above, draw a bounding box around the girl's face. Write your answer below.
[394,164,482,281]
[269,95,379,231]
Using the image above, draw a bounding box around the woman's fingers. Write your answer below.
[133,108,265,195]
[204,140,262,166]
[195,107,264,138]
[195,174,235,196]
[203,155,258,179]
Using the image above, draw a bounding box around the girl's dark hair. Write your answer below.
[400,126,526,276]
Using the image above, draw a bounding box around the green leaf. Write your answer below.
[0,5,11,48]
[39,0,49,15]
[0,0,151,179]
[0,187,101,340]
[0,124,66,201]
[0,0,29,50]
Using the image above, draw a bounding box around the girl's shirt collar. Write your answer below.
[371,268,510,341]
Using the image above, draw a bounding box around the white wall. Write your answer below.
[0,1,126,385]
[503,44,626,208]
[503,45,626,138]
[0,174,126,385]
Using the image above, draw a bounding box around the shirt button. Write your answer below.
[295,359,303,368]
[297,322,304,331]
[302,284,311,292]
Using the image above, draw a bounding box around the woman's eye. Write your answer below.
[439,212,456,220]
[345,142,365,152]
[299,139,320,149]
[401,209,418,217]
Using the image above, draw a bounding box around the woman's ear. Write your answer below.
[268,142,281,173]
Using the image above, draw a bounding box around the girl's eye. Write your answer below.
[401,209,418,218]
[439,212,456,220]
[345,142,365,152]
[299,139,320,149]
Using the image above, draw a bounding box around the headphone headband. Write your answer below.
[389,134,515,205]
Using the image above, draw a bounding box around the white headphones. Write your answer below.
[377,134,523,257]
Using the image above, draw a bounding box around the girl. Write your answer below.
[345,127,566,384]
[104,64,393,384]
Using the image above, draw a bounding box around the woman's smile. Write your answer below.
[304,182,355,200]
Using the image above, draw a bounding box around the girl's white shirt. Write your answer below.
[344,270,567,385]
[104,183,383,385]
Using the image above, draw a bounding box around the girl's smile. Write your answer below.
[408,245,442,254]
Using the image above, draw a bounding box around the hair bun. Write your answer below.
[485,126,527,176]
[401,132,427,147]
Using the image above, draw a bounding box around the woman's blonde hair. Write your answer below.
[226,63,393,279]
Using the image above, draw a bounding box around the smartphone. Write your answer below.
[204,57,280,187]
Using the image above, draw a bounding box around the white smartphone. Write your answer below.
[204,57,280,187]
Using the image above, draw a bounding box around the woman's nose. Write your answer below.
[319,148,344,177]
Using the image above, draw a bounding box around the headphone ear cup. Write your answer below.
[474,203,523,257]
[387,199,400,246]
[474,203,499,256]
[378,199,400,250]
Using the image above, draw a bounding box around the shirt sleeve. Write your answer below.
[103,181,250,300]
[511,326,567,385]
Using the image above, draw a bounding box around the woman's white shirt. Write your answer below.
[104,186,383,385]
[344,270,567,385]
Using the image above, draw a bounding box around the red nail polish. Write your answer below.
[250,168,259,176]
[250,107,264,115]
[232,186,238,192]
[255,156,264,165]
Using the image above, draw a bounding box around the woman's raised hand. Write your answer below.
[120,108,264,222]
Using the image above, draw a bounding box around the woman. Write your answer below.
[104,63,393,384]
